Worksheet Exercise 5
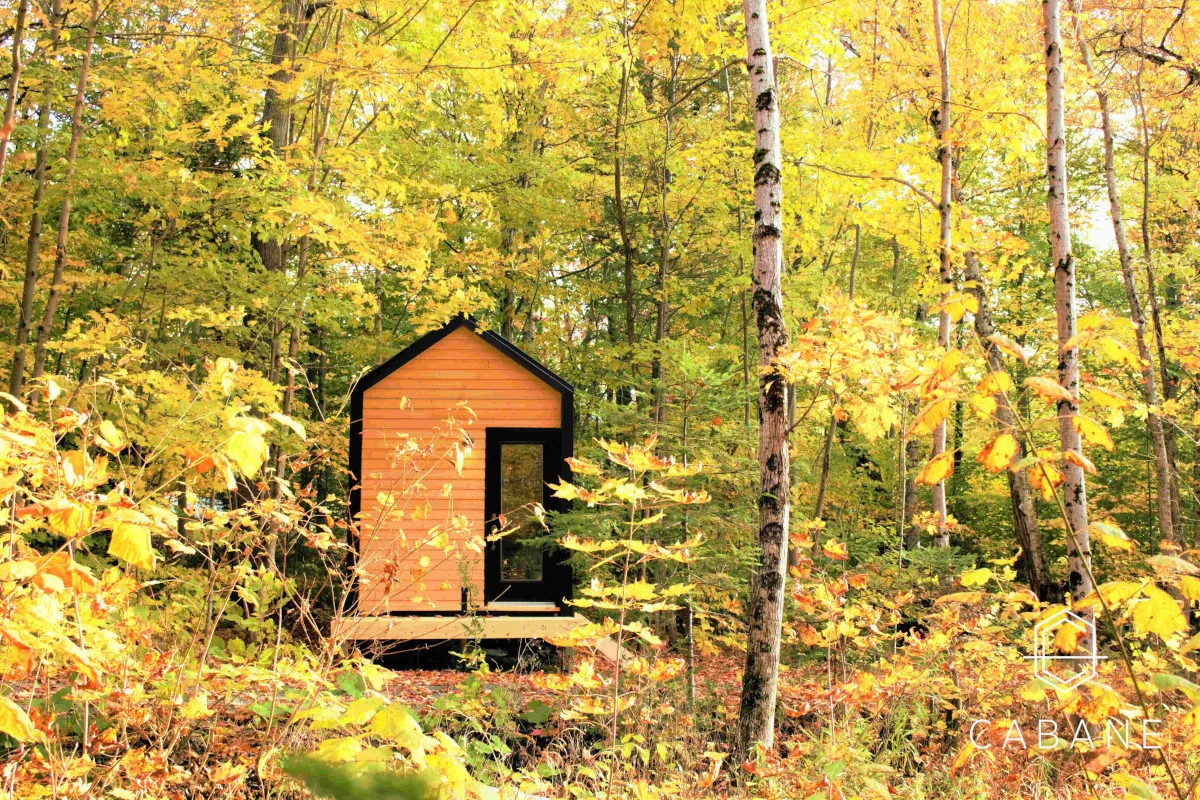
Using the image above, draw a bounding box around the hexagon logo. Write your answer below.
[1029,608,1098,691]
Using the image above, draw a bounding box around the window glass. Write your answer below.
[499,443,543,581]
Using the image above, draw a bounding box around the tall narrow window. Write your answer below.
[499,443,544,581]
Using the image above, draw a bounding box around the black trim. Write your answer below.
[346,315,574,615]
[483,428,571,605]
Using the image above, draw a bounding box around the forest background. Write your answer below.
[0,0,1198,797]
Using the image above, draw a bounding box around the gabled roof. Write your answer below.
[353,315,573,398]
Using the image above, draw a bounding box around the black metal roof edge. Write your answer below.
[351,314,573,399]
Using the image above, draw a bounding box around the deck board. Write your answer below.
[332,613,579,641]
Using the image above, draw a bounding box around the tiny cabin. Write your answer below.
[337,316,579,643]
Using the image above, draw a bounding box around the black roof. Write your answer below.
[352,315,573,398]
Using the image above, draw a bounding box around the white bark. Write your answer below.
[931,0,952,548]
[1043,0,1092,600]
[737,0,790,759]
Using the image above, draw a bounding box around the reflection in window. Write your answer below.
[500,443,543,581]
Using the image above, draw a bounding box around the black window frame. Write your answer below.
[484,427,571,606]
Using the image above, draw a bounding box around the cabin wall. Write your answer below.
[357,326,562,613]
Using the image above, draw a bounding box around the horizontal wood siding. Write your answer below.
[357,326,561,613]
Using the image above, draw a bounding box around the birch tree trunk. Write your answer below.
[1072,7,1176,545]
[1043,0,1092,600]
[737,0,790,760]
[0,0,28,186]
[930,0,952,549]
[32,0,101,382]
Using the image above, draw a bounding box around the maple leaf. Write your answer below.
[1073,416,1115,451]
[1132,584,1187,640]
[907,399,951,437]
[915,450,954,485]
[977,433,1018,472]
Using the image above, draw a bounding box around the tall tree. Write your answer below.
[929,0,952,549]
[737,0,790,759]
[0,0,28,186]
[32,0,101,381]
[8,0,62,399]
[1072,5,1177,546]
[1042,0,1092,600]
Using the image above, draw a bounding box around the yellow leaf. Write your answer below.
[0,695,40,742]
[1073,416,1115,452]
[96,420,126,455]
[1090,522,1134,553]
[1180,576,1200,604]
[1024,376,1075,405]
[1054,619,1086,654]
[977,434,1018,473]
[226,430,266,477]
[935,591,985,605]
[269,412,306,440]
[977,371,1013,395]
[908,399,951,437]
[922,349,963,397]
[1089,386,1133,409]
[916,450,954,485]
[969,394,998,420]
[1132,584,1187,640]
[108,514,156,571]
[1099,336,1139,369]
[960,567,992,587]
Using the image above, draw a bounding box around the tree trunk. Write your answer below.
[0,0,28,186]
[930,0,952,549]
[1043,0,1092,601]
[8,0,63,399]
[652,53,677,427]
[1072,8,1176,546]
[613,63,637,394]
[32,0,101,382]
[963,254,1051,596]
[1135,81,1183,535]
[737,0,790,760]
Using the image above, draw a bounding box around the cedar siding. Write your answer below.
[351,320,569,614]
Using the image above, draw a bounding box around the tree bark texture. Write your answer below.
[737,0,790,760]
[0,0,28,186]
[1043,0,1092,601]
[930,0,952,549]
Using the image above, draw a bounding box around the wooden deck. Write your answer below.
[332,612,579,642]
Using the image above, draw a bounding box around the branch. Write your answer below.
[799,159,938,208]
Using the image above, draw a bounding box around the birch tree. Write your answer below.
[1042,0,1092,600]
[736,0,790,759]
[929,0,952,549]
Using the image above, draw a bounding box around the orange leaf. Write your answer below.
[908,399,952,437]
[916,450,955,485]
[822,540,849,561]
[977,434,1019,473]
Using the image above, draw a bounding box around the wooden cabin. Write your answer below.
[336,316,579,643]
